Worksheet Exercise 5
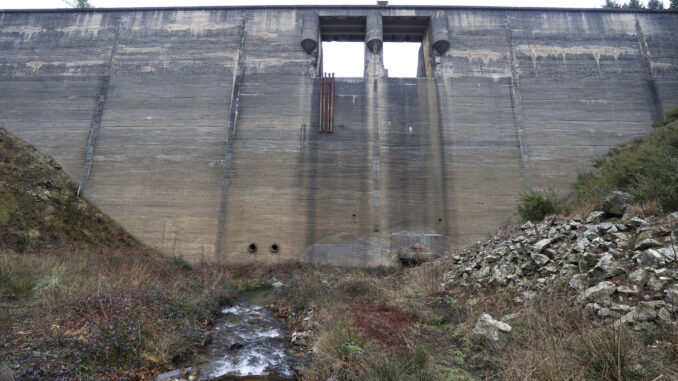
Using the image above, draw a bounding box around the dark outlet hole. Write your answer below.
[248,243,257,253]
[438,218,442,222]
[270,244,279,254]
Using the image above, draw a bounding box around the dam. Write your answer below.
[0,5,676,266]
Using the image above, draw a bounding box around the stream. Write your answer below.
[190,287,305,380]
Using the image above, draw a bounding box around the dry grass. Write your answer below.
[405,262,445,296]
[627,200,664,218]
[0,247,244,378]
[439,286,678,381]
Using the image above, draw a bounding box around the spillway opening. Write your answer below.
[384,42,422,78]
[270,244,279,254]
[321,41,364,78]
[248,243,257,253]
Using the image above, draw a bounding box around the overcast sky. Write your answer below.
[2,0,671,10]
[2,0,670,77]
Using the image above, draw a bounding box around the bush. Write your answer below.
[517,189,564,222]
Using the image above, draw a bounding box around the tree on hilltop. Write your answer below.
[647,0,664,8]
[603,0,622,7]
[624,0,645,8]
[63,0,93,8]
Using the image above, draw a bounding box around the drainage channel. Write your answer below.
[159,287,305,381]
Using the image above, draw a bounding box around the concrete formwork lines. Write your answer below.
[428,78,450,249]
[635,15,664,122]
[2,7,676,266]
[505,15,532,192]
[216,19,247,260]
[77,17,121,196]
[367,78,382,263]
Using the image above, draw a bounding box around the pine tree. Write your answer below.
[63,0,92,8]
[647,0,663,8]
[623,0,644,8]
[670,0,678,9]
[603,0,622,7]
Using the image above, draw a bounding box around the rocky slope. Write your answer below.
[444,206,678,331]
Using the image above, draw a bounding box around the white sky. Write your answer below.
[1,0,670,78]
[1,0,671,10]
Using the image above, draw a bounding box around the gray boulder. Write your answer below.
[657,247,676,262]
[471,313,512,347]
[635,239,662,250]
[625,216,648,228]
[665,285,678,305]
[586,211,606,224]
[602,192,630,216]
[579,281,617,304]
[569,274,589,292]
[632,302,657,321]
[589,253,624,280]
[629,268,648,287]
[633,249,666,267]
[533,239,551,253]
[291,331,312,346]
[531,253,550,267]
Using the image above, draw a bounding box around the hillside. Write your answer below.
[0,127,135,253]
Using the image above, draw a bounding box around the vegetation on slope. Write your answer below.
[0,127,135,253]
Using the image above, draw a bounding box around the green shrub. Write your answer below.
[517,189,564,222]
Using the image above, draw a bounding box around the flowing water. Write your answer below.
[192,288,305,380]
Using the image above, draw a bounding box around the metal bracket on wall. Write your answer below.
[318,72,335,133]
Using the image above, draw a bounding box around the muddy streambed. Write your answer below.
[187,287,306,380]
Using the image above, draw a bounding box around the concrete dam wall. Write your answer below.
[0,6,676,266]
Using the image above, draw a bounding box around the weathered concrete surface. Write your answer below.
[0,6,676,266]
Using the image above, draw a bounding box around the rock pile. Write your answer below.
[444,211,678,330]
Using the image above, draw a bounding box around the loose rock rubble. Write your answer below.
[444,211,678,331]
